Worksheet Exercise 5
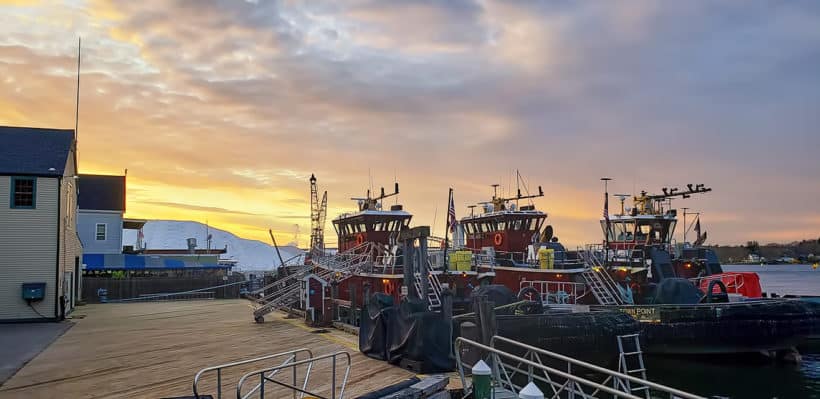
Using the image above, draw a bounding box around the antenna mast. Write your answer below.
[75,37,81,138]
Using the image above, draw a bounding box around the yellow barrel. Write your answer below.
[538,248,554,269]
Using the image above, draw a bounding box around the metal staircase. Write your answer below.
[616,334,650,399]
[413,271,443,311]
[251,242,376,322]
[579,246,624,306]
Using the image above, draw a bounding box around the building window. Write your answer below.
[10,177,36,209]
[96,223,107,241]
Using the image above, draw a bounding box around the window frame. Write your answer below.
[95,223,107,241]
[10,176,37,209]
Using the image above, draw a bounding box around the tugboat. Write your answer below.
[588,183,820,356]
[459,180,591,305]
[453,175,641,366]
[454,178,819,357]
[312,182,488,314]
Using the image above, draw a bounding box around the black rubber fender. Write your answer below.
[704,280,729,303]
[517,286,541,302]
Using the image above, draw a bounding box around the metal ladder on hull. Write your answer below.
[413,272,442,311]
[616,334,650,398]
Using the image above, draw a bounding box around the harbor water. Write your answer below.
[644,264,820,399]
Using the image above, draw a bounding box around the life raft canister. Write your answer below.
[355,233,364,246]
[493,233,503,246]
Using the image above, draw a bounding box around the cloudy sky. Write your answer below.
[2,0,819,247]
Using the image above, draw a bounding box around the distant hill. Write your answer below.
[122,220,304,271]
[707,239,820,263]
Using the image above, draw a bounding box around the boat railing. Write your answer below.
[519,280,588,304]
[690,272,746,294]
[192,348,313,399]
[455,335,706,399]
[236,351,351,399]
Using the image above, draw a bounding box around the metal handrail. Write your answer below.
[691,272,746,294]
[489,336,705,399]
[456,337,642,399]
[455,336,705,399]
[519,280,588,304]
[236,351,352,399]
[193,348,313,399]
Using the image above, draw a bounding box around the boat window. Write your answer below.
[613,221,635,241]
[635,222,652,242]
[498,221,507,231]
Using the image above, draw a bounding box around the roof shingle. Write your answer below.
[0,126,75,176]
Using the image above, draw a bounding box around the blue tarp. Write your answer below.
[82,254,229,270]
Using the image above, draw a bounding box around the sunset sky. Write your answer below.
[2,1,819,248]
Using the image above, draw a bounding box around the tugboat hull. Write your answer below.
[601,299,820,355]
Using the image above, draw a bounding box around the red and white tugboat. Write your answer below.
[312,182,487,313]
[325,183,411,306]
[459,181,591,304]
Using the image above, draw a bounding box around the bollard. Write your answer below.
[472,360,492,399]
[519,382,544,399]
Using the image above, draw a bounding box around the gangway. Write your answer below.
[455,335,705,399]
[579,245,625,306]
[413,271,443,311]
[250,242,376,322]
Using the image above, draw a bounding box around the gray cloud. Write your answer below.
[1,0,819,244]
[142,201,260,215]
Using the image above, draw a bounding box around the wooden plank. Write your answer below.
[0,300,413,399]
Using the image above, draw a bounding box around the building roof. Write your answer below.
[143,248,228,255]
[0,126,75,176]
[78,174,126,211]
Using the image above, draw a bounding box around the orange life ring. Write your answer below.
[355,233,364,246]
[493,233,503,246]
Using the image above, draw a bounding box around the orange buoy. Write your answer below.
[493,233,503,246]
[355,233,364,246]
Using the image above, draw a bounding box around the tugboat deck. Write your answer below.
[0,300,414,399]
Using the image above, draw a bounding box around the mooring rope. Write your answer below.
[105,277,263,303]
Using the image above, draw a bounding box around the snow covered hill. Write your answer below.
[122,220,304,271]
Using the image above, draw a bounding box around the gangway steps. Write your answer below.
[252,242,377,321]
[413,272,442,311]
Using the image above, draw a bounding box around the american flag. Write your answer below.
[603,193,609,221]
[447,189,456,233]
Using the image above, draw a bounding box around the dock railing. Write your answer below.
[236,351,351,399]
[455,335,706,399]
[193,348,313,399]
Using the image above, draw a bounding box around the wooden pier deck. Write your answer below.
[0,300,414,399]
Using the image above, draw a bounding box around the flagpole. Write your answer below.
[601,177,612,268]
[443,188,452,271]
